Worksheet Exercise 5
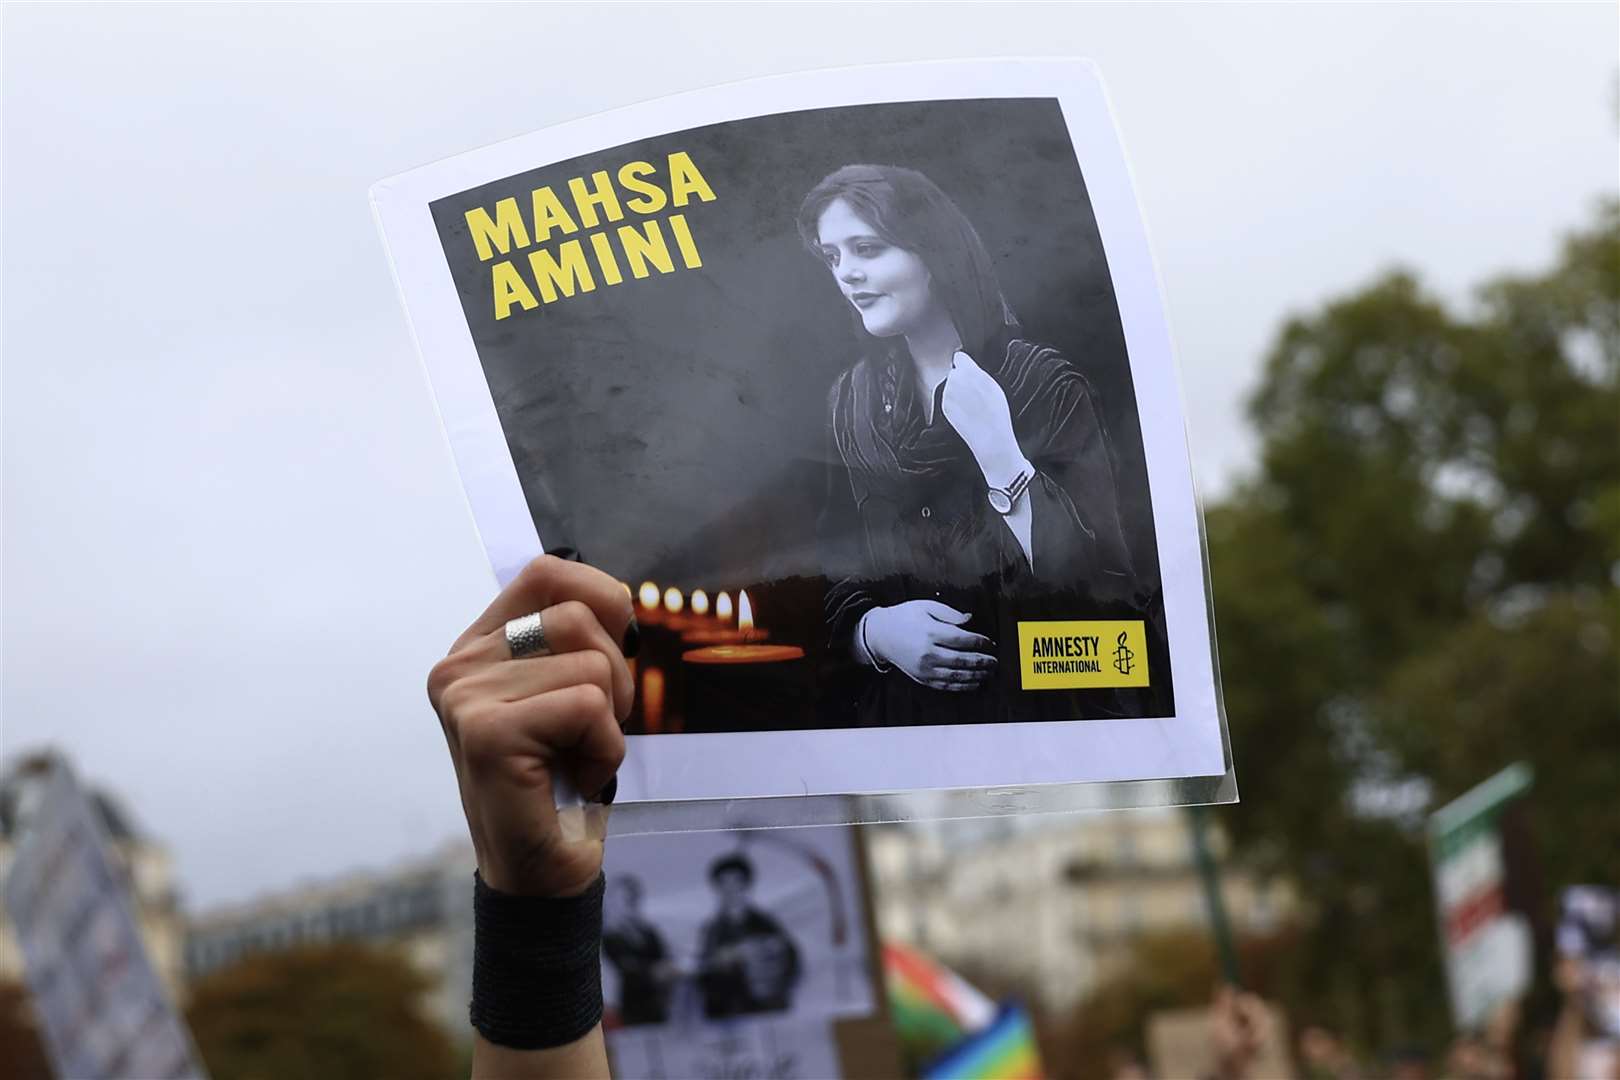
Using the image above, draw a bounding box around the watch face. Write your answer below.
[988,489,1012,515]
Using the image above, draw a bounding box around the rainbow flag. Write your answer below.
[884,941,997,1048]
[923,1004,1043,1080]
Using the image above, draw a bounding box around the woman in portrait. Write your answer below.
[802,163,1154,726]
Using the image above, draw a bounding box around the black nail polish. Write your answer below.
[595,776,618,805]
[622,617,641,659]
[549,545,584,563]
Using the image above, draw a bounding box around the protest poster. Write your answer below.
[373,59,1230,808]
[1,762,206,1079]
[1427,761,1536,1030]
[607,1021,843,1080]
[598,825,890,1078]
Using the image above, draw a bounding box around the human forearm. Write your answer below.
[1546,999,1584,1080]
[473,1027,609,1079]
[427,555,634,1080]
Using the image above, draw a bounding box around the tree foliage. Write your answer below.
[1206,198,1620,1054]
[185,942,459,1080]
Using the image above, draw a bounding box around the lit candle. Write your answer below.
[660,585,706,633]
[638,581,663,624]
[683,644,805,665]
[690,589,710,617]
[681,639,811,733]
[681,586,770,646]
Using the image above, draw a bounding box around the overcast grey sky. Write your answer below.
[3,3,1615,909]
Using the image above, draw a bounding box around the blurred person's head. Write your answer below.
[708,854,755,917]
[1105,1046,1149,1080]
[605,874,644,922]
[1300,1024,1344,1065]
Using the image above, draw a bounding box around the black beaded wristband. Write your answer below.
[470,871,604,1050]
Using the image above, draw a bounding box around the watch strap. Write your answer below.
[989,461,1033,512]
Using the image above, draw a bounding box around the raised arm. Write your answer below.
[427,554,637,1079]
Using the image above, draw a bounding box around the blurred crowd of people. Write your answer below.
[1101,943,1619,1080]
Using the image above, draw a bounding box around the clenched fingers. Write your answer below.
[456,555,634,654]
[444,650,618,714]
[438,600,634,724]
[468,683,623,802]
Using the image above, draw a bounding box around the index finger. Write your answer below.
[930,624,995,653]
[456,555,633,652]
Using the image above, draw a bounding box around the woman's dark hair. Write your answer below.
[796,164,1016,355]
[708,853,755,885]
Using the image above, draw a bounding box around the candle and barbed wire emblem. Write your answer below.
[1113,631,1136,676]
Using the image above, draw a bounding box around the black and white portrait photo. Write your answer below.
[802,162,1168,727]
[696,853,802,1019]
[602,874,675,1027]
[591,827,876,1077]
[378,60,1228,802]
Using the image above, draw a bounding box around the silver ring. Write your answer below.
[504,612,549,659]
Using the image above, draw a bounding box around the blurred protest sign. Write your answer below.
[1428,761,1536,1030]
[601,825,898,1077]
[607,1018,841,1079]
[0,761,204,1079]
[1146,999,1293,1080]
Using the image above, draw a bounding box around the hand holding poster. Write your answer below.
[373,59,1233,816]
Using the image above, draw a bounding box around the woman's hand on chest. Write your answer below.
[940,350,1024,484]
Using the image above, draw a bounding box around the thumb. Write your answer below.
[920,601,972,624]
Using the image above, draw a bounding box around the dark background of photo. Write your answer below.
[430,97,1168,728]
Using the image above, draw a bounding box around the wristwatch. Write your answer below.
[987,461,1033,515]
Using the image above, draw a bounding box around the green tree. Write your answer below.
[1207,198,1620,1056]
[185,942,459,1080]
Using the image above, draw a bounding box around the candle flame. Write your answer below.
[690,589,710,615]
[663,587,684,614]
[738,589,754,631]
[638,581,660,610]
[715,591,733,622]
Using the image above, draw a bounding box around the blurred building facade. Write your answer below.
[184,842,476,1037]
[866,809,1296,1012]
[0,752,189,1003]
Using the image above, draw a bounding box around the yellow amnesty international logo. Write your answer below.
[1017,621,1150,690]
